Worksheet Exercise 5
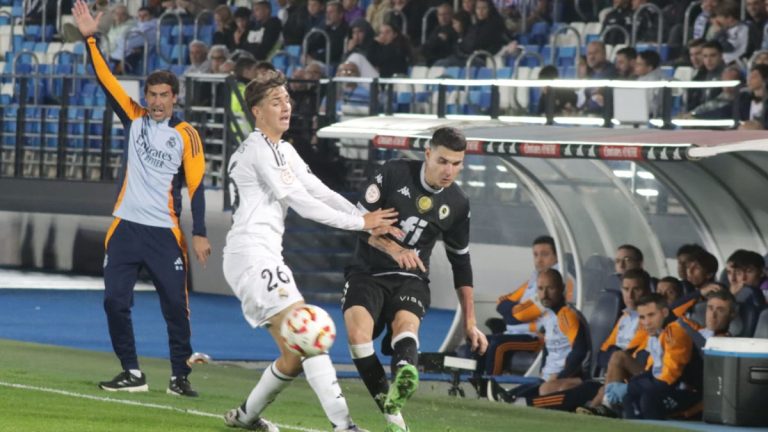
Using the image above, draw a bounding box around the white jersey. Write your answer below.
[223,130,364,259]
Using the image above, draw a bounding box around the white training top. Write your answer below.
[224,129,364,259]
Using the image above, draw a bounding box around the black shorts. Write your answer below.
[342,273,431,339]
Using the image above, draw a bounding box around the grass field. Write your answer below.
[0,339,682,432]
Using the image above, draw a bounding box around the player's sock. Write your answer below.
[303,354,353,430]
[240,361,294,423]
[390,332,418,376]
[350,342,389,412]
[128,369,142,378]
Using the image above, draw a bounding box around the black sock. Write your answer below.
[353,354,389,412]
[391,336,418,376]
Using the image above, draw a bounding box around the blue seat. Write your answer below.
[588,290,622,376]
[496,67,513,79]
[475,67,494,79]
[528,21,550,46]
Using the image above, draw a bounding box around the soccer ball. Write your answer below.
[280,304,336,357]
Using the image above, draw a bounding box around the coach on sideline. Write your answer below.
[72,0,211,397]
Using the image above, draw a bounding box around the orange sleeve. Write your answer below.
[498,281,528,304]
[565,277,575,303]
[600,317,621,352]
[626,327,648,352]
[558,307,581,344]
[512,299,544,323]
[657,322,694,385]
[85,36,145,124]
[672,298,696,318]
[178,123,207,236]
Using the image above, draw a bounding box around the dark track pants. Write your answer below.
[103,218,192,377]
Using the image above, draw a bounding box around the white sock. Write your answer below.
[385,413,406,429]
[303,354,352,430]
[241,361,294,423]
[129,369,142,378]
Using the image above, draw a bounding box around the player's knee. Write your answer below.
[103,295,130,314]
[391,311,420,334]
[608,350,627,367]
[275,352,302,377]
[347,327,373,345]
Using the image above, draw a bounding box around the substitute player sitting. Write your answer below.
[222,69,397,432]
[343,127,488,432]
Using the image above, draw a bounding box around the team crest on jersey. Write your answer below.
[416,195,433,213]
[280,168,295,185]
[398,186,411,198]
[365,184,380,203]
[439,204,450,220]
[165,136,177,149]
[375,173,383,184]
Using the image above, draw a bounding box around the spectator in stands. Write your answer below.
[738,63,768,128]
[712,1,750,64]
[614,46,637,79]
[390,0,428,47]
[462,0,476,17]
[122,6,157,75]
[752,50,768,65]
[366,0,392,33]
[227,7,256,53]
[602,0,633,45]
[726,249,767,307]
[582,41,618,113]
[342,0,364,24]
[673,247,719,318]
[104,4,136,74]
[692,0,717,41]
[208,44,230,73]
[306,0,326,33]
[676,244,705,294]
[251,0,283,60]
[689,65,742,118]
[367,21,412,77]
[281,0,308,45]
[230,57,270,133]
[421,2,458,66]
[344,18,380,77]
[522,0,553,36]
[615,244,645,280]
[745,0,766,54]
[630,0,660,43]
[185,40,211,74]
[434,0,505,66]
[307,1,349,66]
[635,50,663,115]
[657,276,684,305]
[322,61,370,115]
[687,40,726,111]
[213,5,234,46]
[687,38,706,69]
[536,66,578,116]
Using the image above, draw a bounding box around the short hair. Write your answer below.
[677,243,704,257]
[659,276,683,297]
[244,69,287,110]
[638,50,661,69]
[255,60,277,74]
[751,63,768,82]
[452,10,472,32]
[623,268,652,294]
[615,46,637,59]
[618,244,644,263]
[690,248,719,277]
[208,44,230,61]
[728,249,765,270]
[540,268,565,290]
[138,6,153,16]
[533,235,556,255]
[253,0,271,10]
[234,57,258,78]
[145,70,179,96]
[688,38,705,49]
[326,0,343,13]
[636,293,668,310]
[714,1,740,19]
[705,288,736,312]
[702,40,724,53]
[234,6,251,19]
[189,39,207,49]
[430,127,466,151]
[538,65,559,80]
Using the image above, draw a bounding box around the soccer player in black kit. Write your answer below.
[343,127,488,432]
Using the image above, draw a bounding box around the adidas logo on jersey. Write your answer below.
[174,257,184,271]
[398,186,411,198]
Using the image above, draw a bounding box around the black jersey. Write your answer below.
[347,159,473,288]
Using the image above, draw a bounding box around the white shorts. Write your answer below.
[223,253,303,328]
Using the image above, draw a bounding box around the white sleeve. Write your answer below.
[253,142,365,231]
[282,143,361,215]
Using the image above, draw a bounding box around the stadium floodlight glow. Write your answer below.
[612,170,633,178]
[467,164,486,171]
[496,165,508,172]
[496,182,518,189]
[636,188,659,197]
[467,180,486,187]
[637,171,655,180]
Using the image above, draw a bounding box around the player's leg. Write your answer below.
[539,377,583,396]
[530,380,602,411]
[142,226,195,396]
[100,219,147,392]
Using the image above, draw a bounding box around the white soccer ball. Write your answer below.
[280,304,336,357]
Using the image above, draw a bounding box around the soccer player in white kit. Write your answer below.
[222,69,398,432]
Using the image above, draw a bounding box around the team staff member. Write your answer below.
[343,127,488,432]
[72,0,211,397]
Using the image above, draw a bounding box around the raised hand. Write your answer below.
[392,247,426,273]
[362,208,398,230]
[71,0,101,38]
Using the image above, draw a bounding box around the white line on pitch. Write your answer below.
[0,381,325,432]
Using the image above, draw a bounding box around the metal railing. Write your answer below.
[11,51,40,103]
[421,7,437,45]
[121,29,149,76]
[302,28,331,69]
[600,24,630,45]
[156,11,184,67]
[683,1,702,46]
[631,3,664,48]
[193,9,213,41]
[385,10,408,36]
[549,25,582,66]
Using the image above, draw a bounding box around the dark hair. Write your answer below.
[702,40,724,53]
[533,235,556,255]
[234,6,251,19]
[452,10,472,34]
[636,293,668,310]
[326,0,343,14]
[751,63,768,82]
[615,46,637,59]
[234,57,258,79]
[677,243,704,257]
[690,248,719,277]
[540,268,565,290]
[538,65,559,80]
[688,38,705,49]
[705,288,736,312]
[430,127,466,151]
[638,50,660,69]
[618,244,644,263]
[145,70,179,96]
[623,268,652,294]
[728,249,765,270]
[244,69,287,110]
[138,6,153,16]
[659,276,683,297]
[714,1,740,19]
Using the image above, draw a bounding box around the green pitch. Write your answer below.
[0,339,681,432]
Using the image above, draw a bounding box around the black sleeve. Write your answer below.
[254,18,282,59]
[444,204,473,288]
[558,320,589,379]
